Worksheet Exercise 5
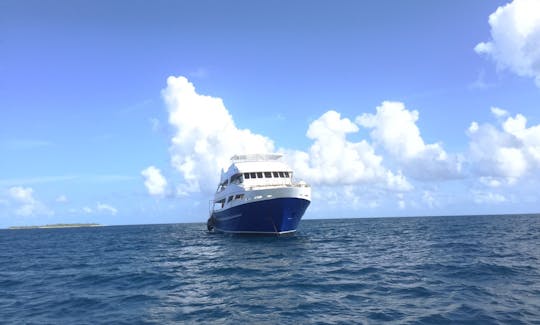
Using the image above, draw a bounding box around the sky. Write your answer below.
[1,0,540,227]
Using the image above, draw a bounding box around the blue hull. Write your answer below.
[209,198,310,234]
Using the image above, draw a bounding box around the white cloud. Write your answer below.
[7,186,52,217]
[502,114,540,169]
[357,102,423,158]
[468,123,526,178]
[479,177,503,188]
[356,101,462,181]
[97,203,118,215]
[163,76,275,194]
[398,198,406,210]
[491,107,508,118]
[141,166,168,196]
[159,76,415,212]
[9,186,34,202]
[153,76,540,215]
[56,195,68,203]
[422,191,436,208]
[77,203,117,215]
[468,109,540,180]
[468,121,479,133]
[286,110,412,191]
[472,190,507,204]
[475,0,540,87]
[311,185,386,212]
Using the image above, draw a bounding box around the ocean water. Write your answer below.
[1,215,539,324]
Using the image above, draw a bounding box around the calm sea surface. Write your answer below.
[1,215,539,324]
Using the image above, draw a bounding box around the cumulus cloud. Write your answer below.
[397,193,406,210]
[162,77,506,200]
[422,191,436,208]
[159,76,414,201]
[8,186,52,217]
[491,107,508,118]
[475,0,540,87]
[479,177,503,188]
[97,202,118,215]
[286,110,412,191]
[163,76,274,194]
[311,184,400,213]
[82,207,93,214]
[155,76,540,213]
[9,186,33,202]
[468,108,540,181]
[472,191,507,204]
[76,203,117,215]
[356,101,462,181]
[141,166,168,196]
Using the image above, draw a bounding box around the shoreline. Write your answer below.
[8,223,101,230]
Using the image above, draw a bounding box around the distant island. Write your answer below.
[8,223,101,230]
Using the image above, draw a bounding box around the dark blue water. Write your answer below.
[1,215,540,324]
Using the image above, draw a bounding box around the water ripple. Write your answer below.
[1,215,540,323]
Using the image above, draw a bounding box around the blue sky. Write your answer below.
[1,0,540,227]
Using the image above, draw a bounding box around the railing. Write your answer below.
[244,181,310,190]
[231,153,283,162]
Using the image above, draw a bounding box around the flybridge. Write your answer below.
[231,153,283,162]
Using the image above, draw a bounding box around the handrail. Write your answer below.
[231,153,283,162]
[246,182,310,190]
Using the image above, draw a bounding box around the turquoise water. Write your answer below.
[1,214,539,324]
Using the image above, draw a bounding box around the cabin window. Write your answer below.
[230,173,243,184]
[279,172,285,177]
[227,196,233,203]
[257,172,263,178]
[214,198,225,209]
[244,173,250,179]
[284,172,290,178]
[218,181,228,191]
[273,172,279,177]
[264,172,272,178]
[250,172,256,178]
[234,194,244,200]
